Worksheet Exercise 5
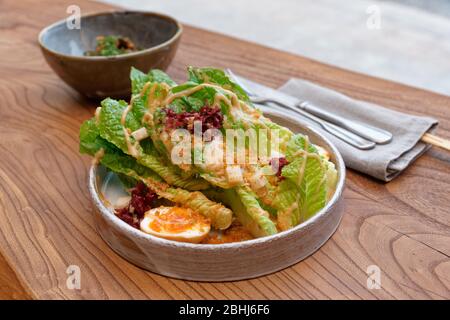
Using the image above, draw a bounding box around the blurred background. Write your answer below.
[102,0,450,96]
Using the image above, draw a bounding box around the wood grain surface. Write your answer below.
[0,0,449,300]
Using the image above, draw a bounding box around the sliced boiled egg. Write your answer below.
[140,206,211,243]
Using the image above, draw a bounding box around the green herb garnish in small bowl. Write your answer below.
[85,35,139,56]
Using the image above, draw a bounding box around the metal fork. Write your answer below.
[227,69,393,150]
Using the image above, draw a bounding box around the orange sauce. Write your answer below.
[202,221,254,244]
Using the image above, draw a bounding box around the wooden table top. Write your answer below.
[1,0,449,300]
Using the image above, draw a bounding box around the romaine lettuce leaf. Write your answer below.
[187,67,250,103]
[204,188,274,238]
[97,98,209,190]
[273,134,327,229]
[167,82,233,116]
[130,67,176,95]
[165,188,232,230]
[235,186,277,236]
[79,118,162,182]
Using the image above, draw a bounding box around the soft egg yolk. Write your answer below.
[140,206,211,243]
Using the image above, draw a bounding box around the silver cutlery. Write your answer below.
[251,100,375,150]
[265,104,376,150]
[227,69,393,149]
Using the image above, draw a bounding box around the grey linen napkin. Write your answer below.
[240,77,438,181]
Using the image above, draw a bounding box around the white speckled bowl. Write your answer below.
[88,109,346,281]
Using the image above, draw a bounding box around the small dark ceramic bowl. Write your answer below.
[39,11,182,99]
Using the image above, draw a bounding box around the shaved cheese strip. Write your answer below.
[131,127,149,141]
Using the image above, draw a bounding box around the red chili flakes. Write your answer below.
[165,105,223,133]
[269,157,289,180]
[115,182,157,229]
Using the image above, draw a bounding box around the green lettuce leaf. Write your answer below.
[97,98,209,190]
[165,188,232,230]
[130,67,176,95]
[167,81,233,115]
[187,66,250,102]
[235,186,277,236]
[79,118,162,182]
[273,134,327,229]
[206,188,277,238]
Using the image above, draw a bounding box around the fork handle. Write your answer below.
[252,97,375,150]
[298,101,393,144]
[252,96,392,145]
[296,108,376,150]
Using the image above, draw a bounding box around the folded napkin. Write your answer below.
[240,77,438,181]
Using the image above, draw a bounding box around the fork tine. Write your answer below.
[225,68,255,96]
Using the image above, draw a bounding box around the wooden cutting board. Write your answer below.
[0,0,449,299]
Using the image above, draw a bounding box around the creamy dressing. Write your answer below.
[95,107,102,124]
[123,127,139,158]
[147,82,170,112]
[121,104,132,126]
[164,83,222,105]
[92,148,105,165]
